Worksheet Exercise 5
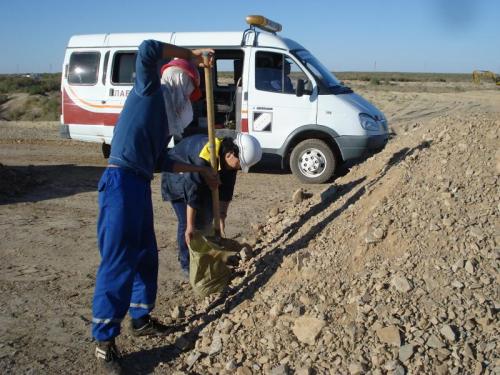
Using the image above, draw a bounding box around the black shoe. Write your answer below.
[129,315,170,337]
[95,339,123,375]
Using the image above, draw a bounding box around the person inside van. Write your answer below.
[255,54,293,93]
[270,59,294,93]
[161,133,262,277]
[91,40,217,374]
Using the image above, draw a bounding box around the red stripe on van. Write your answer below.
[63,88,119,126]
[241,118,248,132]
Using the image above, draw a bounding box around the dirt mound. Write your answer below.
[168,112,499,374]
[0,93,59,121]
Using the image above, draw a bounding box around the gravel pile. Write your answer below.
[156,112,499,374]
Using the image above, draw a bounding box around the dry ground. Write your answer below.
[0,81,498,374]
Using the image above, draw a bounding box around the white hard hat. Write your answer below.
[234,133,262,173]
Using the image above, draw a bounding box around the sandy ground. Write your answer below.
[0,82,498,374]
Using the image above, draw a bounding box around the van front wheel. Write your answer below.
[290,139,336,184]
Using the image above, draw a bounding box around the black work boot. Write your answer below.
[95,339,123,375]
[129,315,170,337]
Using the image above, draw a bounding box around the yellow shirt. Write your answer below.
[198,138,222,170]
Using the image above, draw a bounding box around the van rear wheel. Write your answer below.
[102,143,111,159]
[290,139,336,184]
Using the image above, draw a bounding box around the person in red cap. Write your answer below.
[160,59,203,139]
[91,40,216,375]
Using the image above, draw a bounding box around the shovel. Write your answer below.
[202,52,222,240]
[200,53,245,253]
[186,54,241,297]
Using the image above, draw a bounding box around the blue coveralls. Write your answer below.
[92,40,175,342]
[161,135,237,272]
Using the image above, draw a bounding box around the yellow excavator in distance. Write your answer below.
[472,70,500,86]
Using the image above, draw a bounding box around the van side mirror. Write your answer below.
[296,79,305,97]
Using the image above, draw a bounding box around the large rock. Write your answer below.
[426,334,445,349]
[391,276,413,293]
[440,324,458,342]
[292,188,305,205]
[398,344,415,362]
[292,316,326,345]
[348,362,367,375]
[376,326,402,346]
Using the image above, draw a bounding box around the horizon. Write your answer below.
[1,0,499,74]
[0,71,479,76]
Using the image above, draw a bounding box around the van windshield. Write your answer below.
[293,50,352,94]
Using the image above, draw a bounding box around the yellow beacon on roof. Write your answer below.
[245,15,282,33]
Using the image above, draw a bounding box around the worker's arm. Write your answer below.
[162,44,214,68]
[217,170,237,237]
[172,162,219,191]
[219,201,230,237]
[185,205,197,246]
[160,158,219,191]
[134,40,213,97]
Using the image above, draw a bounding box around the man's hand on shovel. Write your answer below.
[190,49,215,68]
[200,166,220,191]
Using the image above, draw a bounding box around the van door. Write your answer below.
[247,49,317,151]
[101,48,138,142]
[63,49,109,142]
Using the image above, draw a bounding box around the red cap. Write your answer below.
[160,59,202,101]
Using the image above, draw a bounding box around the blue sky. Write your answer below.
[1,0,498,74]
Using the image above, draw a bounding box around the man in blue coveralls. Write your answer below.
[91,39,216,374]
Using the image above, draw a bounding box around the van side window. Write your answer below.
[68,52,100,85]
[112,52,137,85]
[255,51,308,94]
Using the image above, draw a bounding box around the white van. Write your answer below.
[61,15,388,183]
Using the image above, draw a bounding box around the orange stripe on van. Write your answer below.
[63,88,119,126]
[66,86,124,109]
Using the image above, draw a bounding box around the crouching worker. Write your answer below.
[91,39,217,375]
[161,133,262,276]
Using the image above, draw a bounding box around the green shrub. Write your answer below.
[0,94,8,105]
[28,86,46,95]
[0,73,61,95]
[370,77,381,85]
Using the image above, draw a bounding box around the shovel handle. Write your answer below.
[203,54,221,237]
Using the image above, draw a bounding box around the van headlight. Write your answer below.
[359,113,379,131]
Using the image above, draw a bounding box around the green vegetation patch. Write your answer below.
[0,73,61,121]
[0,73,60,95]
[336,72,470,83]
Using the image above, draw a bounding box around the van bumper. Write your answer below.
[336,134,388,161]
[60,124,71,139]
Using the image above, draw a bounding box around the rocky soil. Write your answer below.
[147,107,499,373]
[0,86,498,374]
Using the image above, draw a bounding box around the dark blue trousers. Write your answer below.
[92,168,158,342]
[171,200,190,272]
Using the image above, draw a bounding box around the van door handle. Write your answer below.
[256,106,273,110]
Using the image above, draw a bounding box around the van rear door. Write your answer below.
[246,49,317,151]
[62,48,109,141]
